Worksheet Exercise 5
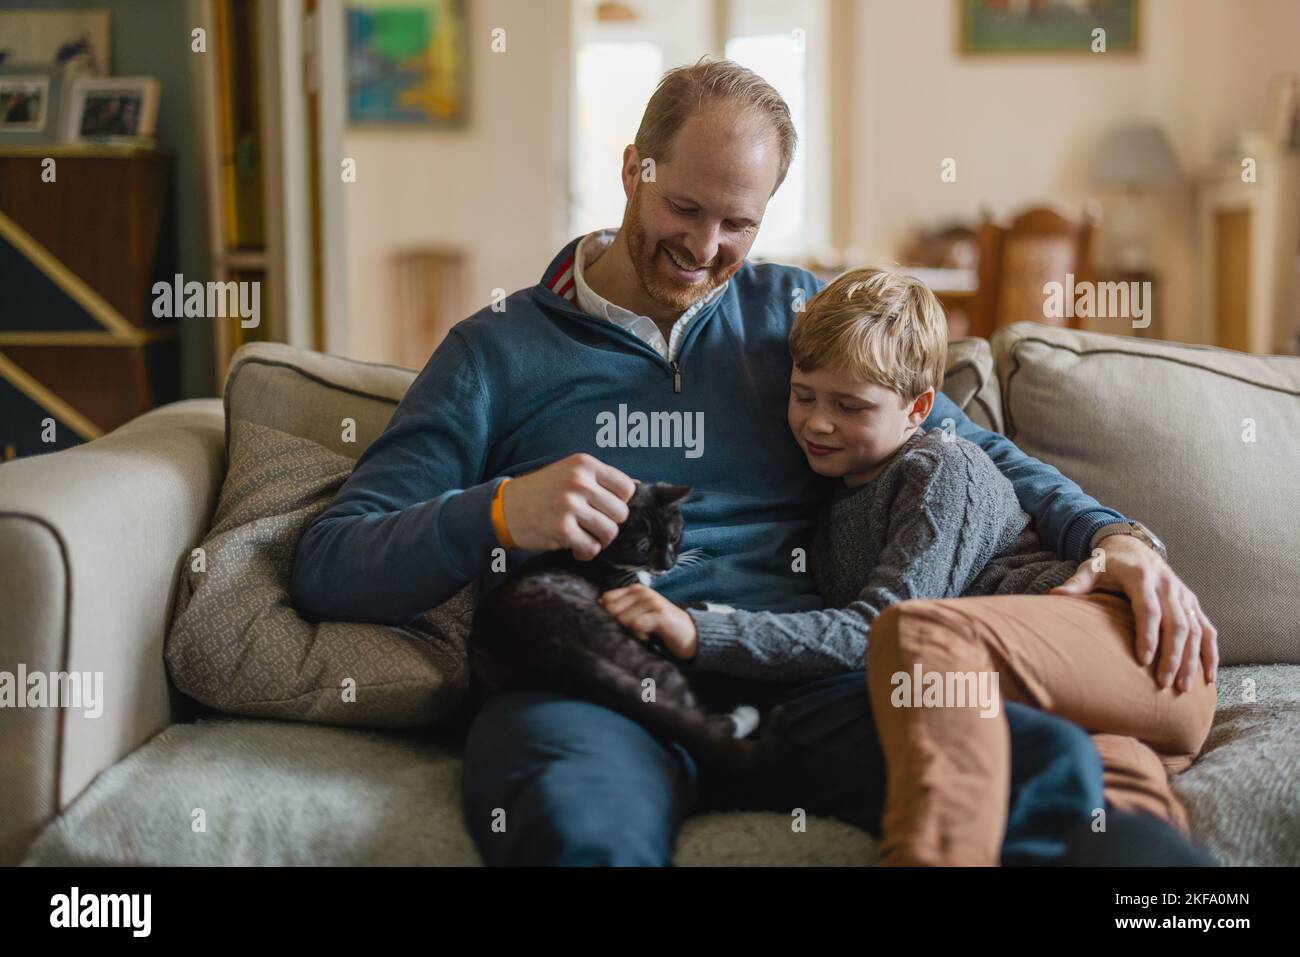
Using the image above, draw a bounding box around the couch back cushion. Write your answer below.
[944,337,1003,433]
[991,322,1300,666]
[224,337,1002,454]
[224,342,417,459]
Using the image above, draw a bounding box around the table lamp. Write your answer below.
[1091,124,1184,271]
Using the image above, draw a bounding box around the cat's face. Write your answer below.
[602,482,691,574]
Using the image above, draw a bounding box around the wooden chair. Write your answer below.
[972,204,1100,338]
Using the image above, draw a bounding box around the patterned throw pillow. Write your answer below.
[166,420,474,729]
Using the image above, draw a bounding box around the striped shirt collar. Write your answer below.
[545,229,728,362]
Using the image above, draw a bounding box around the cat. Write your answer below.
[469,481,769,774]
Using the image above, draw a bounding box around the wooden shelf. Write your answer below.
[0,150,178,454]
[0,328,176,347]
[220,250,269,269]
[0,143,160,159]
[0,152,171,327]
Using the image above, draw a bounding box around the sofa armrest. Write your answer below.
[0,398,225,864]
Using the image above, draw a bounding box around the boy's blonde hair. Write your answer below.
[789,268,948,401]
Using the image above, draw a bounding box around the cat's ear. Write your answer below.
[653,483,692,505]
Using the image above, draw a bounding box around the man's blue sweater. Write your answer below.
[291,238,1126,663]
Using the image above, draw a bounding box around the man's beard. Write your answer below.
[623,188,744,313]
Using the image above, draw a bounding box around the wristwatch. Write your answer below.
[1090,520,1167,561]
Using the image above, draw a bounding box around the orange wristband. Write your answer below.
[491,477,517,549]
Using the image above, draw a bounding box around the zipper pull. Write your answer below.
[671,360,681,393]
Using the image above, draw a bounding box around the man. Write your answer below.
[292,59,1217,865]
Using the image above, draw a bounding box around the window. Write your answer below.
[572,41,664,237]
[725,33,807,260]
[570,0,829,262]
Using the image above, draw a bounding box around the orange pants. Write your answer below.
[866,593,1217,866]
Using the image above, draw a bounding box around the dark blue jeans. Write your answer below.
[461,670,1103,866]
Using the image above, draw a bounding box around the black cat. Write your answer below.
[470,481,767,773]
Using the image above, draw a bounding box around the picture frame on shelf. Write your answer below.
[0,65,64,145]
[62,75,159,144]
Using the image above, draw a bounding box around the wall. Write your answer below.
[341,0,572,366]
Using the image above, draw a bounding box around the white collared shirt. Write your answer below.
[571,229,727,362]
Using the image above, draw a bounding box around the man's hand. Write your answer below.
[501,453,635,560]
[599,584,698,660]
[1051,533,1219,691]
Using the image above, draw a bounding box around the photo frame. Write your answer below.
[0,9,110,77]
[0,64,64,144]
[346,0,469,128]
[62,75,159,143]
[959,0,1140,56]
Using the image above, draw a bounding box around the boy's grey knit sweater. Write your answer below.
[687,429,1079,683]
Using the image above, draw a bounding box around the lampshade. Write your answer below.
[1091,125,1183,187]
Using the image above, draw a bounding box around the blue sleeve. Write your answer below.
[290,329,503,625]
[923,391,1126,562]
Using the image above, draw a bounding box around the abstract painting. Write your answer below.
[347,0,468,127]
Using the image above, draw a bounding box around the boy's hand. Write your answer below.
[1051,534,1219,692]
[599,584,698,660]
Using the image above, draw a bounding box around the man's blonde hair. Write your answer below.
[635,57,797,194]
[789,268,948,400]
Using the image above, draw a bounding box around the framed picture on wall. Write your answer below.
[0,65,64,144]
[346,0,469,128]
[62,75,159,143]
[0,9,110,77]
[959,0,1140,55]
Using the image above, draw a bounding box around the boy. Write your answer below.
[602,267,1214,864]
[784,268,1081,612]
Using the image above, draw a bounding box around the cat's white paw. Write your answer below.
[729,705,760,739]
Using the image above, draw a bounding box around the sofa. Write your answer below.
[3,321,1297,866]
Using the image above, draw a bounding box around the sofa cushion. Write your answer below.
[28,665,1297,867]
[223,337,1001,461]
[24,720,479,866]
[22,718,879,866]
[1171,664,1300,866]
[166,419,473,729]
[943,337,1003,433]
[27,665,1289,868]
[224,342,416,460]
[991,322,1300,666]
